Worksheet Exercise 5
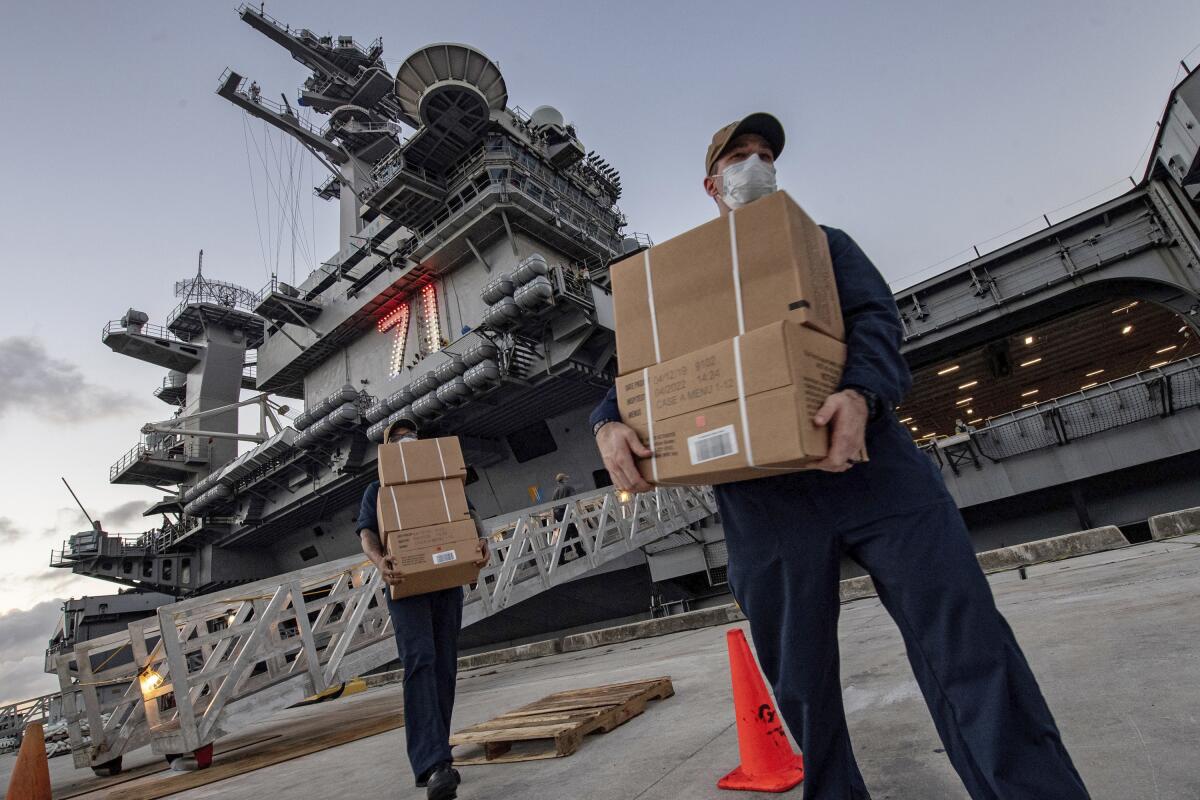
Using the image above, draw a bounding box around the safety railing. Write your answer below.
[101,320,182,343]
[54,484,717,770]
[966,358,1200,462]
[0,693,57,742]
[108,443,149,481]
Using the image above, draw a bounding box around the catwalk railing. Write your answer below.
[0,693,57,744]
[921,358,1200,469]
[52,484,717,772]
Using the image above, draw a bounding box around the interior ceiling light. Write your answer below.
[910,426,919,431]
[1156,345,1177,354]
[1111,301,1139,314]
[955,397,973,406]
[1149,361,1169,369]
[920,433,936,439]
[1021,389,1039,396]
[1081,382,1099,390]
[1086,369,1104,377]
[965,408,974,415]
[899,417,913,423]
[1024,336,1034,345]
[1020,357,1042,367]
[1121,325,1133,335]
[1022,402,1037,408]
[968,418,982,425]
[958,380,978,389]
[937,365,960,375]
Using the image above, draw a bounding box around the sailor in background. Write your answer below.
[357,417,489,800]
[589,114,1091,799]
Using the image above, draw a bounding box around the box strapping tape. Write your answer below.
[644,210,748,364]
[385,482,454,531]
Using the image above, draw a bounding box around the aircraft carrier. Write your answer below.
[26,7,1200,777]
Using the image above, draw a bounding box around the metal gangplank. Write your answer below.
[54,485,717,774]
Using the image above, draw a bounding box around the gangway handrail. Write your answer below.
[53,484,717,771]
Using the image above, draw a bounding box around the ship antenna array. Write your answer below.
[61,477,99,531]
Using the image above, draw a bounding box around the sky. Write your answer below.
[1,0,1198,703]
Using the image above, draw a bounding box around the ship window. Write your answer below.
[299,545,320,562]
[506,420,557,463]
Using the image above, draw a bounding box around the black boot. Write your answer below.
[426,763,461,800]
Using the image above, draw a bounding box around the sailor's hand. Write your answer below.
[378,554,405,585]
[597,421,653,493]
[812,390,868,473]
[473,537,490,568]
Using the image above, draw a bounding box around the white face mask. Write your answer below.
[393,433,418,443]
[719,153,777,209]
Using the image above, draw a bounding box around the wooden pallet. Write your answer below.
[450,677,674,765]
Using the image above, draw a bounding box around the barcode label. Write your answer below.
[688,425,738,464]
[432,550,458,565]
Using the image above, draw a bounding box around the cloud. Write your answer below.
[0,336,139,423]
[0,600,66,704]
[100,500,150,529]
[0,516,20,544]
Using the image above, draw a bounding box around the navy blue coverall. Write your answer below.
[357,480,463,783]
[590,227,1090,800]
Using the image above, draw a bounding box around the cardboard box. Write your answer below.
[612,191,843,373]
[375,479,471,533]
[384,519,482,599]
[616,321,847,485]
[378,436,467,486]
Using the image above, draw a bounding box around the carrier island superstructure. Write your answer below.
[50,6,724,649]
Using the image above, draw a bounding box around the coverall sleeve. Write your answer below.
[355,482,379,535]
[823,227,912,409]
[589,385,620,429]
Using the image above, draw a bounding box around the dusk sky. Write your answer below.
[1,0,1197,701]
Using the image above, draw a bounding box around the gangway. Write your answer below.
[53,484,717,774]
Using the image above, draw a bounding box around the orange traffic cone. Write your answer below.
[718,629,805,793]
[5,722,51,800]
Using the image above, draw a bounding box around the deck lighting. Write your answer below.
[139,667,164,696]
[1149,361,1169,369]
[1081,382,1099,390]
[1086,369,1104,377]
[957,381,978,390]
[965,408,974,415]
[1121,325,1133,335]
[1156,345,1177,354]
[899,417,913,423]
[1024,336,1034,345]
[1021,389,1039,397]
[937,365,960,375]
[910,426,919,432]
[1020,358,1042,367]
[968,418,983,425]
[955,398,972,406]
[1111,301,1139,314]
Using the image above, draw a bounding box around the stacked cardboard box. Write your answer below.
[376,437,481,599]
[610,191,851,485]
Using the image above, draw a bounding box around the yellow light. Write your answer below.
[1086,369,1104,377]
[139,668,164,696]
[1121,325,1133,335]
[1021,389,1039,397]
[1024,336,1034,345]
[937,365,960,376]
[910,426,918,431]
[919,433,936,440]
[1081,382,1099,390]
[616,490,632,503]
[1149,361,1169,369]
[968,418,983,425]
[1156,345,1177,354]
[1021,402,1037,408]
[955,397,972,406]
[1020,358,1042,367]
[1111,301,1139,314]
[965,408,973,415]
[957,381,978,390]
[226,612,237,626]
[899,416,913,423]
